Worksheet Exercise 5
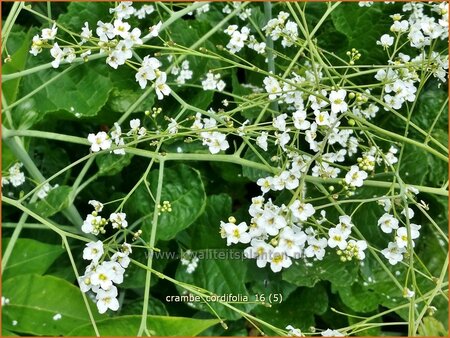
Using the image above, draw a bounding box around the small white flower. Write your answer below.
[381,241,406,265]
[8,162,26,187]
[148,21,162,38]
[289,200,315,222]
[329,89,348,114]
[96,285,120,314]
[256,132,269,151]
[201,131,229,154]
[304,237,328,260]
[83,240,104,263]
[110,212,128,229]
[155,72,171,100]
[269,248,292,273]
[377,34,394,48]
[41,23,58,40]
[81,214,102,235]
[221,221,251,246]
[321,329,345,337]
[88,132,112,152]
[286,324,303,336]
[377,213,399,234]
[327,228,348,250]
[244,239,274,268]
[345,165,368,187]
[88,200,104,212]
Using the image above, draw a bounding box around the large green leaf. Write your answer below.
[57,2,111,31]
[282,253,359,288]
[19,61,113,121]
[331,3,391,64]
[252,284,329,333]
[336,282,380,313]
[2,238,64,280]
[189,194,232,250]
[175,258,255,320]
[96,153,134,177]
[27,185,72,217]
[3,28,33,104]
[129,164,206,241]
[68,315,220,336]
[2,274,103,336]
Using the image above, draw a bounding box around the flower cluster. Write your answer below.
[263,11,299,48]
[29,2,172,102]
[378,188,422,265]
[201,71,226,92]
[221,195,367,273]
[374,3,448,109]
[224,24,265,54]
[79,200,132,314]
[170,59,193,85]
[180,250,200,274]
[2,162,26,188]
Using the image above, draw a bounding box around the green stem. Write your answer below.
[137,160,165,336]
[1,2,24,54]
[62,236,100,337]
[350,114,448,162]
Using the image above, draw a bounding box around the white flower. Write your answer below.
[96,21,115,41]
[335,215,353,237]
[81,214,102,235]
[327,228,348,250]
[401,207,414,219]
[286,325,303,336]
[148,21,162,38]
[91,264,115,290]
[110,212,128,229]
[88,132,112,152]
[273,113,288,132]
[111,251,131,268]
[109,1,135,20]
[88,200,104,212]
[292,109,311,130]
[113,19,130,39]
[41,23,58,40]
[244,239,274,268]
[30,35,43,56]
[221,221,251,246]
[257,176,273,194]
[83,240,104,263]
[377,34,394,48]
[304,237,328,260]
[155,72,171,100]
[256,132,269,151]
[96,285,120,314]
[345,165,368,187]
[381,241,406,265]
[403,287,415,298]
[130,118,141,130]
[102,261,125,284]
[201,131,229,154]
[80,22,92,43]
[8,162,26,187]
[269,248,292,273]
[50,43,64,68]
[263,76,282,100]
[279,227,307,258]
[329,89,348,114]
[321,329,345,337]
[377,213,399,234]
[289,200,315,222]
